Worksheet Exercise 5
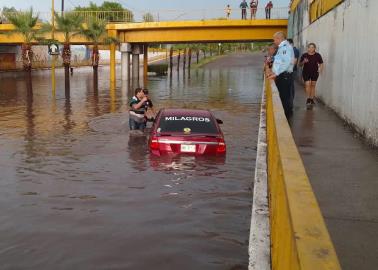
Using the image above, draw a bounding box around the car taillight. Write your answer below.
[150,136,159,150]
[216,138,226,153]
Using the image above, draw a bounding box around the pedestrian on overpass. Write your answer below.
[267,32,295,118]
[250,0,258,19]
[240,0,249,20]
[299,43,324,106]
[225,4,232,19]
[265,1,273,19]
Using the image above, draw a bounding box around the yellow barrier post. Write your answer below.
[265,78,341,270]
[110,43,116,84]
[108,29,117,85]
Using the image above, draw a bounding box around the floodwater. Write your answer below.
[0,53,263,270]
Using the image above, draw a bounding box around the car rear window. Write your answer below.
[158,115,218,134]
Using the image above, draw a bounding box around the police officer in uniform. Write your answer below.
[267,32,295,117]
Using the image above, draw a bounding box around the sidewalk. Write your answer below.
[288,81,378,270]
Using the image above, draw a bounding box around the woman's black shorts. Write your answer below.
[302,72,319,82]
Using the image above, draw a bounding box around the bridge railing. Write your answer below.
[265,78,341,269]
[133,7,289,21]
[0,7,288,24]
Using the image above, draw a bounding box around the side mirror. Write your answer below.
[216,119,223,124]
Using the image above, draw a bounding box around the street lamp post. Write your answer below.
[51,0,56,95]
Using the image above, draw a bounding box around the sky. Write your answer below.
[1,0,291,12]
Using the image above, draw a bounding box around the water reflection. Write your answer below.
[128,134,148,172]
[149,154,226,176]
[25,77,35,142]
[63,95,74,132]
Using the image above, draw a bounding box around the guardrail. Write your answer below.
[133,7,289,21]
[265,78,341,269]
[0,7,289,24]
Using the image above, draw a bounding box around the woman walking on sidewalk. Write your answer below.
[299,43,323,106]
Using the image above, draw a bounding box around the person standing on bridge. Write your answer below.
[265,1,273,19]
[299,43,324,106]
[267,32,295,117]
[225,4,232,19]
[240,0,249,20]
[250,0,258,19]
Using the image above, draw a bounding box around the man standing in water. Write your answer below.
[267,32,295,117]
[129,88,148,131]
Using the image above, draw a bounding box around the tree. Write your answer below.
[4,8,42,73]
[143,13,154,22]
[80,18,117,74]
[74,1,134,22]
[54,12,84,89]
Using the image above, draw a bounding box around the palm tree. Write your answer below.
[54,12,83,88]
[80,19,117,75]
[5,8,41,74]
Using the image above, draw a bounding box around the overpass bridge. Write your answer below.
[0,19,288,45]
[107,19,288,83]
[0,19,288,83]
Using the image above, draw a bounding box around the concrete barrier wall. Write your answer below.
[266,79,341,269]
[289,0,378,146]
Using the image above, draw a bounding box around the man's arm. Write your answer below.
[131,98,147,110]
[299,54,306,66]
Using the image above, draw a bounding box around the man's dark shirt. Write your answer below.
[293,47,300,71]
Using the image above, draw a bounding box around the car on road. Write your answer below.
[149,109,226,156]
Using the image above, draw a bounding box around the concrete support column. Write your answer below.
[131,44,143,85]
[120,43,132,81]
[143,44,148,87]
[132,53,140,80]
[110,43,116,84]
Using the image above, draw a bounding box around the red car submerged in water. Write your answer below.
[149,109,226,156]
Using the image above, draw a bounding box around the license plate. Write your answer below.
[180,144,196,153]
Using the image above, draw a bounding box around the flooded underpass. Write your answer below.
[0,53,263,269]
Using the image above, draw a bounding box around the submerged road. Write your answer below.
[0,53,263,269]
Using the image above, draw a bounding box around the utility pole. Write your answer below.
[51,0,56,96]
[61,0,64,14]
